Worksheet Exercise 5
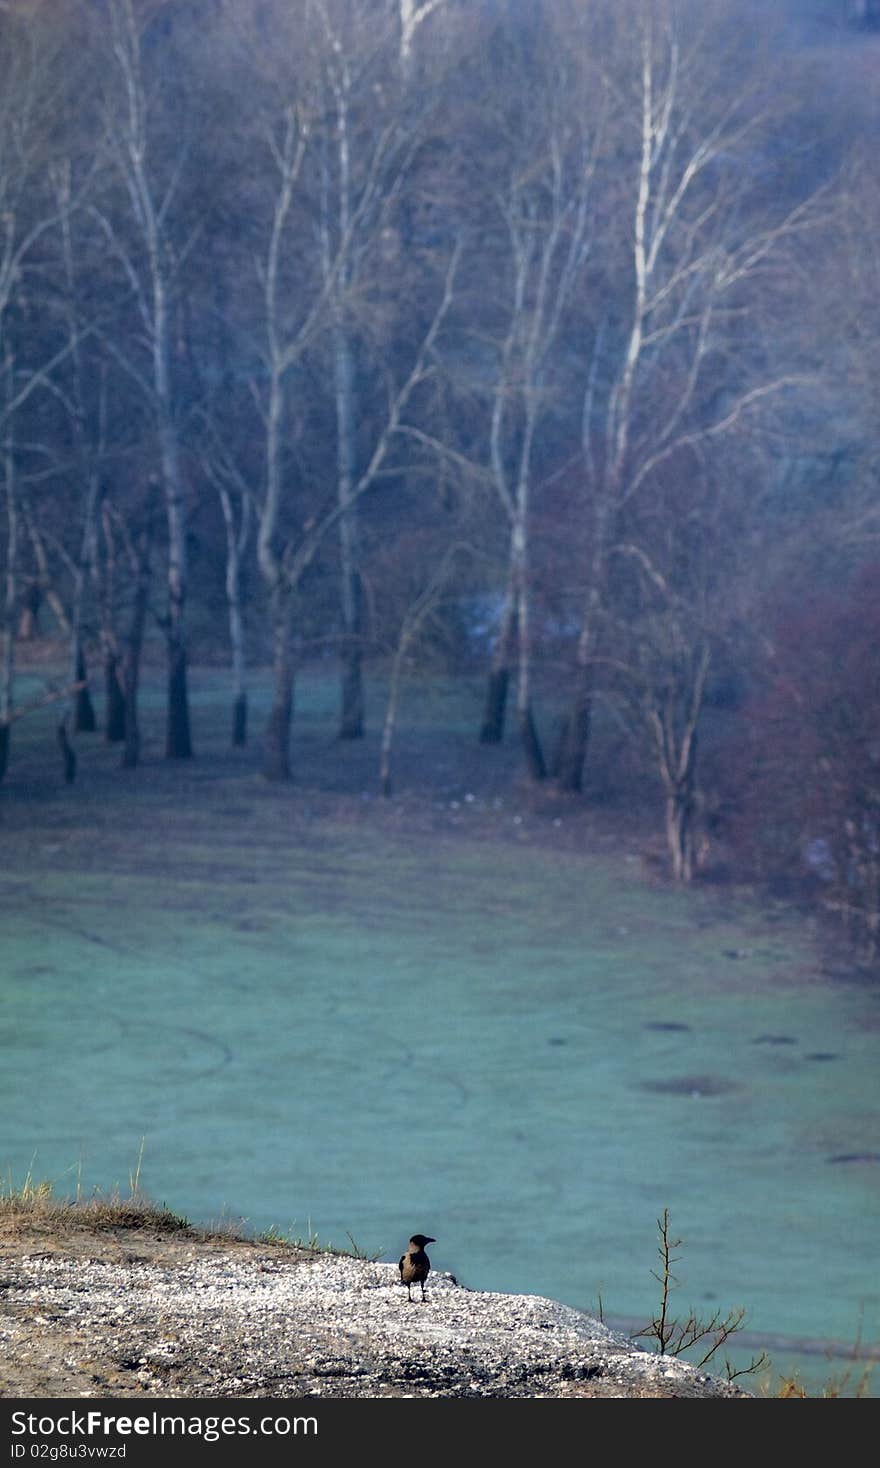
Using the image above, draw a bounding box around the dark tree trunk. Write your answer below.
[520,704,546,782]
[480,665,510,746]
[554,672,592,793]
[335,324,364,741]
[98,494,124,740]
[216,476,250,750]
[122,527,151,770]
[555,526,608,793]
[652,647,710,883]
[17,583,40,641]
[165,632,192,759]
[73,646,96,733]
[665,781,697,883]
[264,676,293,780]
[479,580,517,744]
[57,720,76,784]
[232,693,247,748]
[263,591,294,781]
[1,413,16,782]
[105,655,126,742]
[122,697,140,768]
[660,719,701,883]
[379,638,405,799]
[340,642,364,740]
[25,516,70,639]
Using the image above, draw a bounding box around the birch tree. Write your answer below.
[197,415,254,748]
[609,474,719,883]
[1,350,17,781]
[97,0,198,759]
[52,161,103,734]
[463,20,600,780]
[554,0,818,794]
[314,0,455,740]
[377,537,471,797]
[398,0,447,78]
[0,0,83,778]
[214,0,460,779]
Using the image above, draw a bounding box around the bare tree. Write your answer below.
[461,16,600,781]
[316,3,392,740]
[554,0,818,794]
[0,0,86,778]
[16,507,72,641]
[254,82,317,781]
[117,490,155,770]
[0,348,16,781]
[398,0,444,76]
[96,0,198,759]
[611,537,714,882]
[257,184,460,782]
[314,0,458,741]
[827,153,880,555]
[96,489,127,743]
[197,415,254,747]
[220,1,460,779]
[53,160,102,734]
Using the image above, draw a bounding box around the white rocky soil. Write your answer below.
[0,1235,746,1398]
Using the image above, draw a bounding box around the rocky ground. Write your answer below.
[0,1221,746,1399]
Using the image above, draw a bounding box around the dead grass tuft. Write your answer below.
[0,1177,193,1237]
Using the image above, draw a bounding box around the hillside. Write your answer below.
[0,1213,744,1400]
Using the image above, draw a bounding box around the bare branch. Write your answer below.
[0,681,85,729]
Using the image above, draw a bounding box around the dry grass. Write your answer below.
[772,1366,875,1398]
[0,1146,227,1240]
[0,1169,371,1259]
[0,1173,195,1238]
[770,1339,876,1399]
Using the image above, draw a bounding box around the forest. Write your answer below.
[1,0,878,962]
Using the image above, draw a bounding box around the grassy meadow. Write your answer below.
[1,654,877,1397]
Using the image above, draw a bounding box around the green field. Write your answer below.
[2,660,878,1396]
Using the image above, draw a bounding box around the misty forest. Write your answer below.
[2,0,879,943]
[2,0,879,1396]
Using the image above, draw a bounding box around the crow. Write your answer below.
[399,1233,435,1303]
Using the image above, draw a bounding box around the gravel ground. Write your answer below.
[0,1227,746,1398]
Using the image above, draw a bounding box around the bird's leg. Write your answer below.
[421,1280,427,1303]
[406,1281,412,1302]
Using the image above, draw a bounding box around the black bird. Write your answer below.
[399,1233,435,1303]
